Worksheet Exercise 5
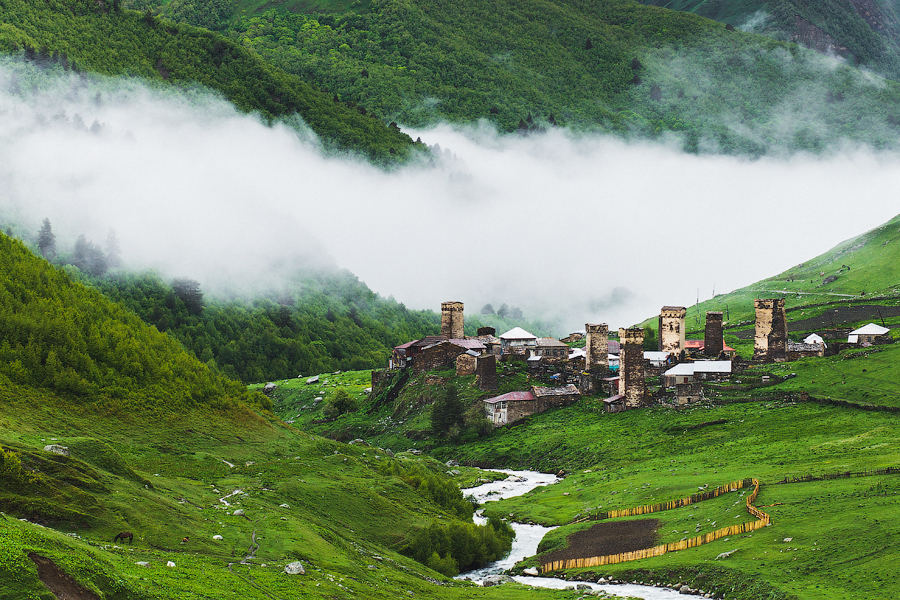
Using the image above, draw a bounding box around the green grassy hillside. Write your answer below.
[0,0,419,161]
[660,213,900,339]
[0,232,572,599]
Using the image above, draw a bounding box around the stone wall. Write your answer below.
[754,299,787,361]
[586,323,609,372]
[659,306,686,356]
[704,311,724,357]
[441,301,464,339]
[476,354,498,391]
[619,327,646,408]
[456,353,477,376]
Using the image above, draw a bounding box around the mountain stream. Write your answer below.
[456,470,690,599]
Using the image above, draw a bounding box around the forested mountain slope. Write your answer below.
[0,231,532,599]
[636,0,900,81]
[207,0,900,154]
[0,0,419,161]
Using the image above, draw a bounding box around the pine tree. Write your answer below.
[37,218,56,259]
[105,229,122,269]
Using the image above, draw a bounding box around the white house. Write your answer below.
[847,323,890,344]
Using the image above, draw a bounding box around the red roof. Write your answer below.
[685,339,735,352]
[394,340,418,351]
[483,391,534,404]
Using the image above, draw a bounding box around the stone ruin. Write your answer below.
[441,301,464,339]
[754,298,787,361]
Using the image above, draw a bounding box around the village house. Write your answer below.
[532,337,569,362]
[499,327,538,356]
[413,339,486,373]
[685,340,736,358]
[663,361,732,387]
[847,323,891,345]
[483,384,580,426]
[786,340,825,360]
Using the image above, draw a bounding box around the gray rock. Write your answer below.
[445,460,459,467]
[43,444,69,456]
[233,509,245,516]
[306,376,319,385]
[263,383,278,395]
[385,449,394,457]
[597,578,608,584]
[212,535,223,540]
[166,561,176,568]
[576,583,592,590]
[284,561,305,575]
[523,567,539,576]
[135,561,151,567]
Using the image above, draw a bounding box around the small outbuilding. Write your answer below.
[847,323,891,344]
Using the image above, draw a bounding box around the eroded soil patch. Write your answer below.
[540,519,659,567]
[28,553,100,600]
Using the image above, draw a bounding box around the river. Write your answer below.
[456,469,693,600]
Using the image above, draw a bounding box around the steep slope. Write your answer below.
[637,0,900,80]
[0,0,419,161]
[215,0,900,155]
[0,233,544,599]
[644,213,900,339]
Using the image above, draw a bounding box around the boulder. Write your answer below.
[135,561,150,567]
[284,562,305,575]
[385,449,394,457]
[263,383,278,395]
[306,376,319,385]
[523,567,539,576]
[576,583,592,590]
[445,460,460,467]
[233,509,245,517]
[212,535,224,540]
[166,561,176,568]
[43,445,69,456]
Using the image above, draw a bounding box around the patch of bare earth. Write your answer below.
[27,553,100,600]
[540,519,659,567]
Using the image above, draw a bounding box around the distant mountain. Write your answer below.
[0,0,420,161]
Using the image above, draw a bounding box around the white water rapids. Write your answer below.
[456,469,692,599]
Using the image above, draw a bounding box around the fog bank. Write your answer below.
[0,59,897,332]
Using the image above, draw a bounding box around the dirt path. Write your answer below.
[539,519,659,568]
[28,553,100,600]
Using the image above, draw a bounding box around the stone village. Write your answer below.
[371,300,893,427]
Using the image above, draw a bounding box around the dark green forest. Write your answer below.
[0,0,420,161]
[179,0,900,154]
[0,232,267,414]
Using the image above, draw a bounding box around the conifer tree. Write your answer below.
[37,218,56,259]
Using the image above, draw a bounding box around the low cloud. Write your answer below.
[1,58,897,333]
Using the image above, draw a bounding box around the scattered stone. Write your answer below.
[43,445,69,456]
[212,535,223,540]
[482,575,512,587]
[349,439,367,446]
[284,562,305,575]
[445,460,459,467]
[306,376,319,385]
[367,565,377,570]
[280,503,290,509]
[523,567,539,576]
[597,577,608,584]
[385,449,394,457]
[245,461,255,466]
[263,383,278,395]
[407,449,422,455]
[233,509,245,517]
[448,469,461,476]
[135,561,150,567]
[783,537,793,542]
[576,583,592,590]
[166,561,176,568]
[715,549,738,560]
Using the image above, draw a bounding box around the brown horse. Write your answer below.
[113,531,133,544]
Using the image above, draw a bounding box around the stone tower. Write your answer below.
[754,299,787,361]
[704,311,724,357]
[441,301,464,339]
[585,323,609,372]
[618,327,646,408]
[658,306,687,356]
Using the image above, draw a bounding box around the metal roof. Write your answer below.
[849,323,889,336]
[665,361,732,376]
[483,391,534,404]
[499,327,537,340]
[536,337,568,347]
[449,338,487,350]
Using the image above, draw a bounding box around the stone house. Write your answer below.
[414,339,485,373]
[483,384,580,426]
[456,351,479,376]
[786,341,825,360]
[675,382,704,405]
[532,337,570,363]
[663,361,731,387]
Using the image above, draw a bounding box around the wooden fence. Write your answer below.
[542,478,769,572]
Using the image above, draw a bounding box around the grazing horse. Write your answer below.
[113,531,133,544]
